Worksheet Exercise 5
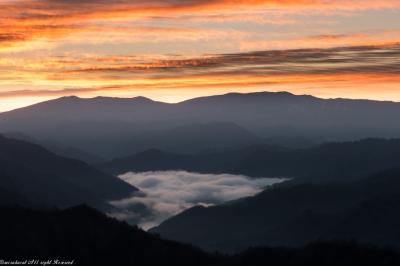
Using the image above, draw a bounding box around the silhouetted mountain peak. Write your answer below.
[131,96,154,103]
[59,95,81,100]
[47,95,84,105]
[36,95,159,107]
[87,95,157,103]
[181,91,317,105]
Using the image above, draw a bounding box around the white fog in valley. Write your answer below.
[109,171,286,229]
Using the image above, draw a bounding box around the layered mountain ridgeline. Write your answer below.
[116,122,263,156]
[2,123,306,162]
[0,135,137,209]
[151,168,400,253]
[99,138,400,182]
[3,131,104,164]
[2,92,400,158]
[1,205,399,266]
[115,123,317,156]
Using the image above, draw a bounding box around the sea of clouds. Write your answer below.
[109,170,285,229]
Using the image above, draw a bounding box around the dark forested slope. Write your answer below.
[1,205,399,266]
[152,168,400,252]
[0,135,137,209]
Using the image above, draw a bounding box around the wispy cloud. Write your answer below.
[0,0,399,50]
[0,0,399,110]
[0,44,399,102]
[240,29,400,50]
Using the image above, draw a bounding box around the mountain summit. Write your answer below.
[1,91,400,158]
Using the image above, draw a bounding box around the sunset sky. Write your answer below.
[0,0,399,112]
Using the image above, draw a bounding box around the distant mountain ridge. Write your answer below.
[98,138,400,182]
[2,91,400,158]
[118,122,262,155]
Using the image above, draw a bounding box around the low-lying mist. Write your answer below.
[109,171,285,229]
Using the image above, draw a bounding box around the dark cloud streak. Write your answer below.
[1,44,399,99]
[70,44,400,76]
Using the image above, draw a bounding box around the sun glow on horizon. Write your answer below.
[0,0,399,111]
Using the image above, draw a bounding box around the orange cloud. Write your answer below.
[1,44,398,100]
[0,0,399,110]
[240,29,400,51]
[1,0,400,50]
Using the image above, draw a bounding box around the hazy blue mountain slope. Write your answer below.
[2,92,400,157]
[2,131,104,163]
[0,135,137,209]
